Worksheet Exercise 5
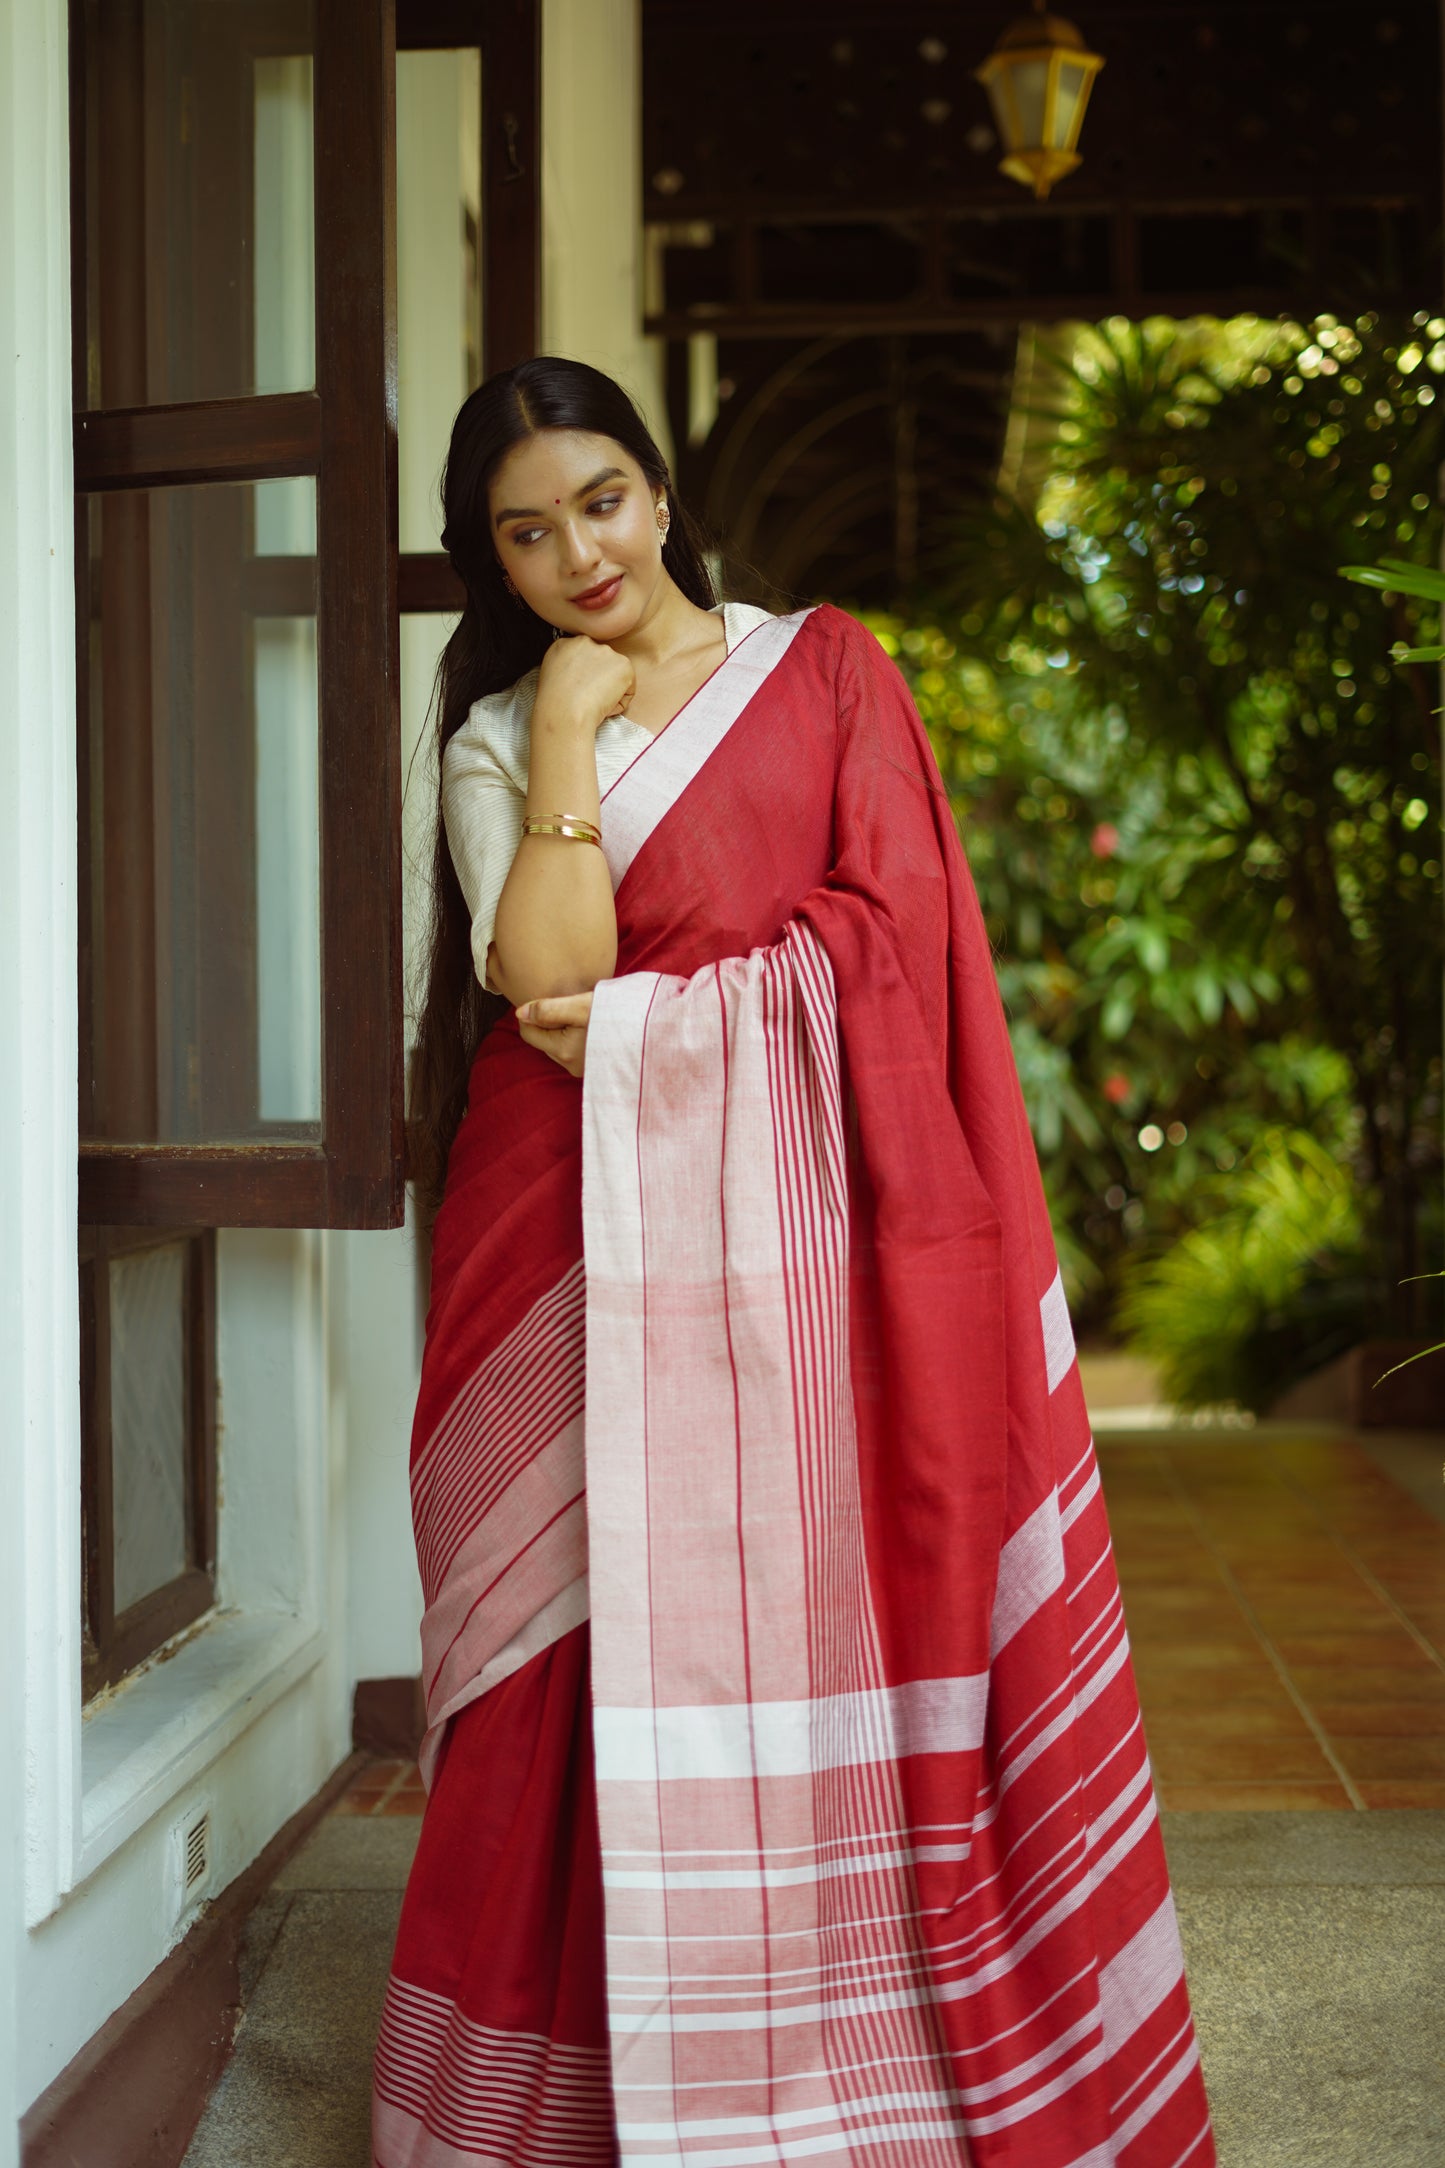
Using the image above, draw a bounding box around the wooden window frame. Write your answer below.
[395,0,539,619]
[71,0,405,1231]
[80,1228,218,1699]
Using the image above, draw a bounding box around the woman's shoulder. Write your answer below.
[790,602,905,693]
[443,666,541,783]
[806,601,887,657]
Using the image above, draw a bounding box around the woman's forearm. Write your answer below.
[489,696,618,1004]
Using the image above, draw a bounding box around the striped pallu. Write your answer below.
[373,606,1214,2167]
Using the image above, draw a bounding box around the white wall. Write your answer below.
[0,2,78,2154]
[541,0,671,458]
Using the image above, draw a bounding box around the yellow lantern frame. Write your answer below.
[975,4,1105,200]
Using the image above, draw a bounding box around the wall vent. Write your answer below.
[184,1810,210,1892]
[171,1801,213,1920]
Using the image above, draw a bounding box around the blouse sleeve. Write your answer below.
[441,709,527,996]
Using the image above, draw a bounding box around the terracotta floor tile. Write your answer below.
[1131,1649,1279,1682]
[1113,1567,1223,1595]
[1388,1612,1445,1652]
[1118,1580,1238,1610]
[1155,1781,1354,1811]
[1142,1700,1312,1744]
[1354,1780,1445,1809]
[1269,1633,1441,1669]
[1238,1581,1383,1609]
[1330,1734,1445,1780]
[1312,1700,1445,1737]
[1146,1735,1339,1784]
[1288,1665,1445,1704]
[380,1792,427,1816]
[1250,1609,1399,1641]
[329,1794,379,1817]
[1125,1616,1258,1650]
[1131,1668,1284,1711]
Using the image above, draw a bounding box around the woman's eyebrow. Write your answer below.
[494,468,628,524]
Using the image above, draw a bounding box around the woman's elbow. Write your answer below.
[487,936,617,1006]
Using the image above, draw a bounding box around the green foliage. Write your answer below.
[1116,1132,1366,1411]
[870,307,1445,1371]
[870,613,1361,1321]
[1340,556,1445,663]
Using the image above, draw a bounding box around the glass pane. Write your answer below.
[1049,60,1089,151]
[84,480,321,1143]
[110,1242,189,1613]
[81,0,315,408]
[1007,58,1048,150]
[396,48,482,553]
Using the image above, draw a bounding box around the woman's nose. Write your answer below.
[557,519,601,574]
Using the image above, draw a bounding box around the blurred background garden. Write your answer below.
[862,311,1444,1412]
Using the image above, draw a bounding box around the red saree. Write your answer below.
[373,606,1215,2168]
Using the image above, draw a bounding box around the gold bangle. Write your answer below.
[520,814,602,846]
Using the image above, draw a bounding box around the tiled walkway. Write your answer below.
[1103,1432,1445,1810]
[331,1758,425,1816]
[331,1431,1445,1821]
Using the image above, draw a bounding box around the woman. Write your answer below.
[373,357,1215,2168]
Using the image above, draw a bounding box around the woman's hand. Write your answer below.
[535,637,635,732]
[516,990,593,1078]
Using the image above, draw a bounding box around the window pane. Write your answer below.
[110,1242,189,1614]
[396,47,482,552]
[81,0,316,408]
[84,480,321,1142]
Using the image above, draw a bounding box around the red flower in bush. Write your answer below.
[1102,1072,1131,1106]
[1090,822,1120,859]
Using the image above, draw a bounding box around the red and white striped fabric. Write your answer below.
[374,603,1214,2167]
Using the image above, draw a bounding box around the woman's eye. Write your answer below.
[512,527,546,546]
[588,495,623,516]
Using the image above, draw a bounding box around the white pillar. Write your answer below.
[541,0,672,463]
[0,0,80,2154]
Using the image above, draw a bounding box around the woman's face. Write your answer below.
[488,429,666,637]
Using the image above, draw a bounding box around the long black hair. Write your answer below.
[409,356,717,1208]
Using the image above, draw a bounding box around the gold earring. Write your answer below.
[656,505,671,543]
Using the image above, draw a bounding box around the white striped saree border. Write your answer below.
[582,922,971,2165]
[600,609,814,889]
[373,1975,615,2168]
[411,1259,590,1787]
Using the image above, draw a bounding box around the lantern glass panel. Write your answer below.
[1007,57,1049,148]
[1051,58,1089,148]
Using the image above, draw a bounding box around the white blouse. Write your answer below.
[443,601,775,993]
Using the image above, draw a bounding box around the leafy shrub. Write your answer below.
[1116,1131,1366,1411]
[868,309,1444,1364]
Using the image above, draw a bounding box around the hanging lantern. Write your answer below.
[975,0,1105,200]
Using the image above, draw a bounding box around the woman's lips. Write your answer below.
[571,574,624,611]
